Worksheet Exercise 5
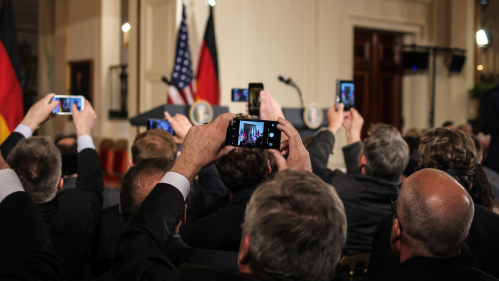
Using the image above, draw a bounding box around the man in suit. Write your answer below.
[55,133,120,209]
[186,143,273,252]
[306,104,409,256]
[0,148,59,281]
[1,94,103,281]
[112,113,347,281]
[364,169,498,281]
[366,127,499,279]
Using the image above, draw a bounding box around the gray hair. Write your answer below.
[242,169,347,281]
[364,124,409,182]
[7,137,62,204]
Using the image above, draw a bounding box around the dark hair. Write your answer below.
[7,137,62,204]
[403,135,420,178]
[468,134,499,211]
[215,147,270,194]
[54,133,77,145]
[56,142,78,176]
[131,129,177,163]
[419,128,476,191]
[442,121,454,128]
[363,124,409,182]
[120,157,175,222]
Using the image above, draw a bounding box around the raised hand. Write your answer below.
[171,113,236,182]
[20,94,59,132]
[72,100,96,138]
[164,111,192,143]
[268,117,312,172]
[326,103,344,135]
[342,108,364,144]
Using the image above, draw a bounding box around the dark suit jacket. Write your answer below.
[365,204,499,279]
[112,182,245,281]
[1,132,104,281]
[307,130,401,256]
[0,191,59,281]
[481,85,499,172]
[363,257,498,281]
[186,185,258,252]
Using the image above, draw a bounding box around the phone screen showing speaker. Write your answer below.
[146,119,175,135]
[52,95,84,115]
[336,80,355,111]
[231,89,249,102]
[225,119,280,149]
[248,83,263,117]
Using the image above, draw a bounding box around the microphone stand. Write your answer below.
[289,81,304,109]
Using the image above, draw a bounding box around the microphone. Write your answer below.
[277,75,304,108]
[161,76,172,85]
[278,75,292,85]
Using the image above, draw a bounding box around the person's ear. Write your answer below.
[239,234,251,267]
[359,154,367,169]
[181,205,187,223]
[390,215,402,256]
[267,160,272,174]
[58,178,64,191]
[128,157,134,168]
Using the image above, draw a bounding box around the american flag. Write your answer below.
[167,3,196,105]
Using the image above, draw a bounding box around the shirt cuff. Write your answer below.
[77,135,95,152]
[160,172,190,201]
[14,124,33,139]
[0,169,24,203]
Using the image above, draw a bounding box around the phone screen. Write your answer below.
[225,119,281,149]
[147,119,175,135]
[336,80,355,111]
[231,89,249,102]
[52,96,83,114]
[248,83,263,117]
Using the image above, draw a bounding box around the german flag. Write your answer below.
[0,0,24,143]
[195,6,220,105]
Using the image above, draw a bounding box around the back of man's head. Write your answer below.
[120,157,174,222]
[363,124,409,182]
[397,169,474,258]
[55,134,78,177]
[419,127,476,191]
[7,137,62,204]
[215,147,270,194]
[131,129,177,163]
[242,169,347,281]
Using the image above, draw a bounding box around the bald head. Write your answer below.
[396,169,474,258]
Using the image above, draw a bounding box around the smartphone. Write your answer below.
[248,83,263,117]
[225,118,281,149]
[52,95,85,115]
[231,88,249,102]
[146,119,175,135]
[335,80,355,111]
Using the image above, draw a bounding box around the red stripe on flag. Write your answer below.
[0,40,23,131]
[196,41,220,105]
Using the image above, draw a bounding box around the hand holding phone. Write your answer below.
[52,95,85,115]
[225,119,280,149]
[335,80,355,111]
[248,83,263,117]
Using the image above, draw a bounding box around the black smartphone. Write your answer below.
[225,119,281,149]
[248,83,263,117]
[146,119,175,135]
[231,88,249,102]
[335,79,355,111]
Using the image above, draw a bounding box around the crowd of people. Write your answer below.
[1,90,499,281]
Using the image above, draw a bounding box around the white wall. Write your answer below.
[131,0,475,169]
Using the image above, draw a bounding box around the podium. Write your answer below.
[129,105,328,138]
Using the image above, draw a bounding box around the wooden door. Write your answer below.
[353,29,403,138]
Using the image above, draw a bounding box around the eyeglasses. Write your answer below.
[391,198,403,231]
